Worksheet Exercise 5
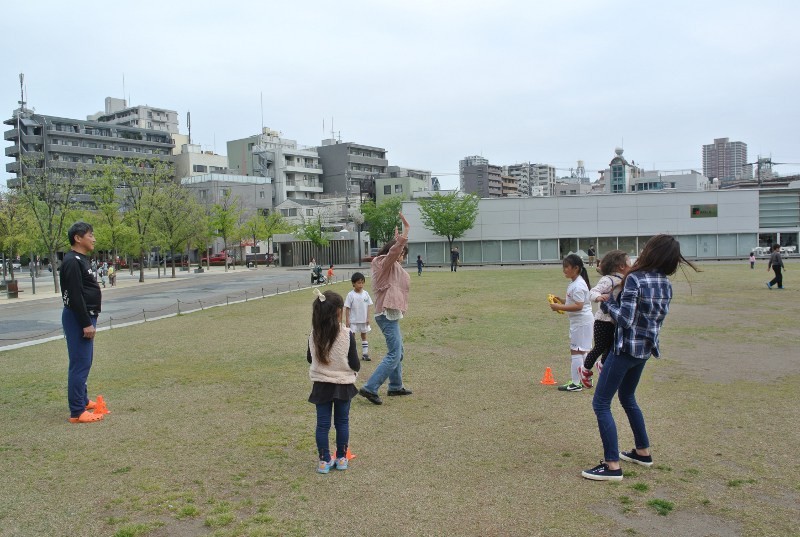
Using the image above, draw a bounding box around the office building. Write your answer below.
[601,148,644,194]
[316,139,388,203]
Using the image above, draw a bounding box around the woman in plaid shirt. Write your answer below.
[582,235,698,481]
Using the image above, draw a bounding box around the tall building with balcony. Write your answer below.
[227,128,323,206]
[460,160,504,198]
[316,139,388,203]
[88,97,179,135]
[506,163,531,196]
[531,163,557,196]
[702,137,749,184]
[4,107,175,197]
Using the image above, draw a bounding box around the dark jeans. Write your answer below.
[769,266,783,288]
[451,260,458,272]
[591,351,650,462]
[63,308,96,418]
[315,399,351,461]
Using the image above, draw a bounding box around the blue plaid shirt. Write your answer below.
[600,270,672,359]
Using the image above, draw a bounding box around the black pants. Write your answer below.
[769,266,783,288]
[584,320,615,370]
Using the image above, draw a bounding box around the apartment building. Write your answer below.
[173,143,228,179]
[88,97,179,135]
[317,139,388,202]
[227,128,323,206]
[4,107,175,195]
[506,163,531,196]
[702,137,749,184]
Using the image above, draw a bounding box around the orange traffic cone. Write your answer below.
[540,367,557,385]
[346,447,356,460]
[94,395,110,415]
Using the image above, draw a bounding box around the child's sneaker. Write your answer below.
[579,366,594,389]
[317,458,335,474]
[557,381,582,392]
[619,449,653,467]
[334,456,348,470]
[582,461,623,481]
[362,354,371,361]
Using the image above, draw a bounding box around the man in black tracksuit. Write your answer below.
[60,222,104,423]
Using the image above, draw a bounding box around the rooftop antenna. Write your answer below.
[18,73,25,109]
[187,111,191,145]
[260,92,264,132]
[122,74,126,104]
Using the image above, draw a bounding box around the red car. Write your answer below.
[201,252,233,265]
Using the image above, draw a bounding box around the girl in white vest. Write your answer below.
[307,288,361,473]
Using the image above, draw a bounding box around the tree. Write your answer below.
[118,158,174,282]
[153,182,205,277]
[208,191,243,271]
[417,192,480,251]
[262,211,296,254]
[87,158,134,264]
[16,156,80,293]
[0,189,36,281]
[361,196,403,245]
[297,213,331,263]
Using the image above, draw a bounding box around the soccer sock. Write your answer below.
[362,341,369,357]
[571,354,583,384]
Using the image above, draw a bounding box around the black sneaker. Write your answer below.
[387,387,413,396]
[358,388,383,405]
[362,355,371,361]
[619,449,653,467]
[557,382,582,392]
[581,461,623,481]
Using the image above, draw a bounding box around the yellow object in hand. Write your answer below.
[547,294,565,314]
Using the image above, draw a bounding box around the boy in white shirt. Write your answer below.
[344,272,374,361]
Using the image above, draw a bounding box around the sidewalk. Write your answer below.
[0,265,256,305]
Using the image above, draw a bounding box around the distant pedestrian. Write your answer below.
[766,244,785,289]
[588,245,596,267]
[450,247,460,272]
[60,222,104,424]
[309,258,317,284]
[326,264,335,285]
[749,252,755,270]
[416,255,424,276]
[307,288,360,474]
[108,264,116,287]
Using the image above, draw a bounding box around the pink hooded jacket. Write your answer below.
[370,235,410,314]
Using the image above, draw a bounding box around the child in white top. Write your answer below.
[549,254,593,392]
[579,250,629,388]
[344,272,374,361]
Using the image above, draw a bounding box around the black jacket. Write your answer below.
[60,250,102,328]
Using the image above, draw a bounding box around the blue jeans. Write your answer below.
[591,351,650,462]
[362,315,404,394]
[315,399,351,461]
[63,308,97,418]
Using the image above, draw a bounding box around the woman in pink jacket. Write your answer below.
[358,212,413,405]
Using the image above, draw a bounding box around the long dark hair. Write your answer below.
[625,234,699,285]
[563,253,590,288]
[311,290,344,365]
[599,249,628,276]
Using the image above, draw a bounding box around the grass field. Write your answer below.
[0,263,798,537]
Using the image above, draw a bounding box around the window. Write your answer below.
[193,164,208,173]
[306,209,314,216]
[199,190,208,200]
[259,191,265,198]
[384,185,391,195]
[395,184,403,193]
[221,188,230,197]
[280,208,298,217]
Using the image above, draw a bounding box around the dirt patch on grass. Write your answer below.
[594,504,743,537]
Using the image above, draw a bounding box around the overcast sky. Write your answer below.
[4,0,800,189]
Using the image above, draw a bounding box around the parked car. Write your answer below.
[160,254,189,267]
[201,252,233,265]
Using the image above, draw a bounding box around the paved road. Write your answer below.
[0,265,368,349]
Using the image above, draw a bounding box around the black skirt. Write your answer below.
[308,382,358,404]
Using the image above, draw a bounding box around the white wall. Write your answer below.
[403,189,759,243]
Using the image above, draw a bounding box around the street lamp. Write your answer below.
[351,210,365,267]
